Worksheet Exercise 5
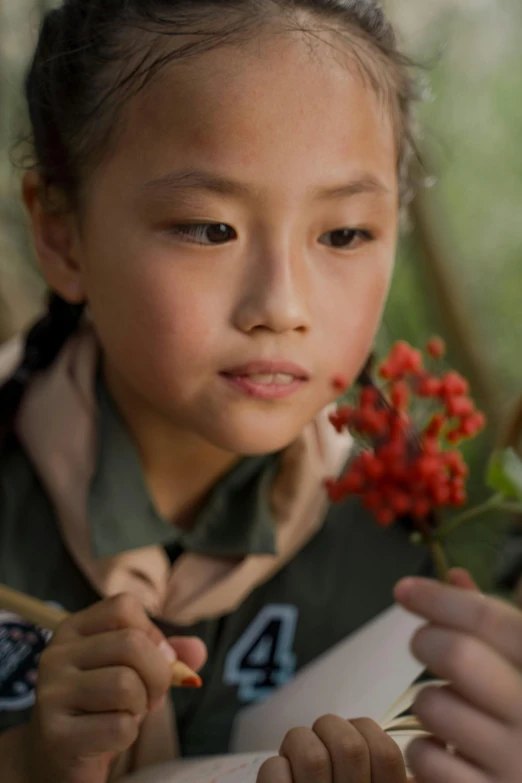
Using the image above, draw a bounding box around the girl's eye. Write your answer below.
[319,228,374,250]
[169,223,237,245]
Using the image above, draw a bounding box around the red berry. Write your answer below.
[356,408,387,436]
[378,362,393,380]
[388,460,409,482]
[450,487,467,507]
[446,428,463,444]
[329,414,345,434]
[390,341,412,363]
[449,476,466,492]
[431,484,451,506]
[446,396,474,419]
[444,451,469,478]
[403,349,423,375]
[389,491,411,516]
[463,412,486,435]
[360,387,379,407]
[376,509,396,527]
[440,371,469,398]
[325,479,344,502]
[332,374,349,393]
[364,491,383,512]
[425,414,446,438]
[415,455,441,479]
[329,406,354,433]
[391,381,410,411]
[360,451,385,481]
[426,337,446,360]
[416,376,442,398]
[384,342,421,379]
[423,436,440,455]
[389,411,409,439]
[377,441,406,465]
[412,498,432,520]
[342,470,365,494]
[459,415,483,438]
[474,412,486,430]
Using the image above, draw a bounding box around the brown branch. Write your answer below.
[497,393,522,456]
[408,175,502,427]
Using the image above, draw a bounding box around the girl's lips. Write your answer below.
[222,360,309,379]
[220,360,310,400]
[220,373,307,400]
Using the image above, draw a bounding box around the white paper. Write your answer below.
[231,603,424,752]
[123,753,273,783]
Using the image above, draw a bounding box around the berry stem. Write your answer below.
[429,540,451,583]
[435,493,506,541]
[498,501,522,515]
[414,515,450,583]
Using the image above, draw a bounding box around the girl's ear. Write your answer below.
[22,171,86,304]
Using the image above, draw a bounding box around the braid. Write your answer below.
[0,294,84,438]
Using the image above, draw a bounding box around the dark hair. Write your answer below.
[1,0,419,431]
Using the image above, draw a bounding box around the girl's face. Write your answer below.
[49,33,399,455]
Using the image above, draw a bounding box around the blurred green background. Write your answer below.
[0,0,521,590]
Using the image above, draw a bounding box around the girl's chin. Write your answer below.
[205,420,307,457]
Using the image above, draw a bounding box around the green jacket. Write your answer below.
[0,377,428,756]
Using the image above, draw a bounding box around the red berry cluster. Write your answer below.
[326,338,486,528]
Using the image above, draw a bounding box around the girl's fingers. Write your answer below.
[56,629,173,709]
[167,636,207,672]
[65,667,148,717]
[411,626,522,725]
[394,577,522,671]
[407,737,488,783]
[257,756,292,783]
[312,714,371,783]
[349,718,408,783]
[448,568,479,591]
[45,711,140,757]
[413,684,511,774]
[280,726,333,782]
[59,593,166,647]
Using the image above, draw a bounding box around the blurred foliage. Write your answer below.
[1,0,521,590]
[381,0,522,590]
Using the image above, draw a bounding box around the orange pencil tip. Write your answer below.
[181,676,203,688]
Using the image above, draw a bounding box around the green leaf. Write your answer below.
[486,448,522,501]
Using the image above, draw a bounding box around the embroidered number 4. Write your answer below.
[224,604,298,703]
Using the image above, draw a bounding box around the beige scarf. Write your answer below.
[1,327,352,774]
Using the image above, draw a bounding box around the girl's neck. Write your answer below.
[103,361,240,526]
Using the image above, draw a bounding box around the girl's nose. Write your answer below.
[232,241,312,336]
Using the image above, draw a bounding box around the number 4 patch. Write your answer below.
[224,604,298,703]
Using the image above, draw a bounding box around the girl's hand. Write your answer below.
[257,715,410,783]
[29,594,207,783]
[394,569,522,783]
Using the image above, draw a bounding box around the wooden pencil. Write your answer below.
[0,582,202,689]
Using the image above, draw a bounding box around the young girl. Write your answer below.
[0,1,521,782]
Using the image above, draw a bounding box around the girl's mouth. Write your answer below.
[220,360,309,400]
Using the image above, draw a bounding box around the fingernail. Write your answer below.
[159,640,177,663]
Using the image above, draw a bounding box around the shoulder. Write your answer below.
[0,432,57,565]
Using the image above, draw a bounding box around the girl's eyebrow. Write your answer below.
[141,168,391,201]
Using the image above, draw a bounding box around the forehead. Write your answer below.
[95,31,398,199]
